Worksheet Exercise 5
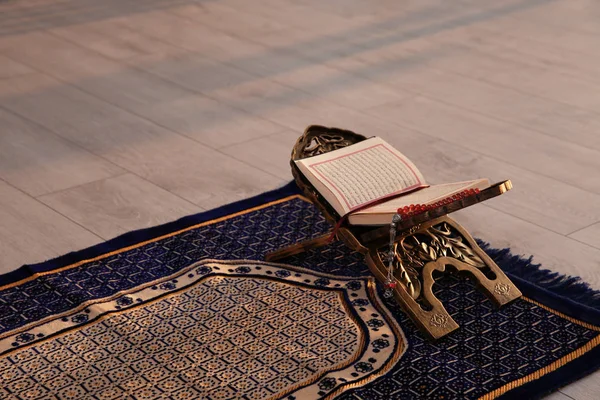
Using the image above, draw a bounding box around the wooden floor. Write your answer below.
[0,0,599,397]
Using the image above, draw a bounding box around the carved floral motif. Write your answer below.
[379,221,489,302]
[494,282,511,296]
[430,313,449,327]
[301,134,354,158]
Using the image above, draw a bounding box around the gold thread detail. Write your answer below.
[1,275,211,356]
[1,275,360,358]
[0,195,302,291]
[478,334,600,400]
[267,290,368,400]
[522,297,600,332]
[323,279,408,399]
[1,267,393,400]
[477,297,600,399]
[0,270,198,341]
[1,258,374,341]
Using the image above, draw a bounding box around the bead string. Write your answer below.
[383,188,480,298]
[384,214,401,298]
[396,188,480,219]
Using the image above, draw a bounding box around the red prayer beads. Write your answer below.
[395,188,480,218]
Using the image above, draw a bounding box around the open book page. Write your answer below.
[295,137,428,215]
[348,179,490,225]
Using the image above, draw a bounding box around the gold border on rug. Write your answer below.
[479,334,600,400]
[2,193,600,399]
[478,298,600,400]
[262,286,368,400]
[0,194,306,291]
[323,279,408,399]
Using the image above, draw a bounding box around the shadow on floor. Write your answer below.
[0,0,555,162]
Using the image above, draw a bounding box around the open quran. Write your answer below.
[294,136,490,225]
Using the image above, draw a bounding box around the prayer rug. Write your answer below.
[1,182,599,400]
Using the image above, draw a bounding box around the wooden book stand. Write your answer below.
[266,125,522,340]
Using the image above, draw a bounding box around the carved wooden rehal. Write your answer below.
[266,125,522,340]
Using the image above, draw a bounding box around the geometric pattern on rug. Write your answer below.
[1,194,600,399]
[0,197,334,334]
[351,278,600,400]
[0,260,405,400]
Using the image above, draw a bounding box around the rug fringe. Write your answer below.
[476,239,600,310]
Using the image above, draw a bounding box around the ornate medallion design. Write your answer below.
[0,260,405,400]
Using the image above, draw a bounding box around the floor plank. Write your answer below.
[126,45,412,115]
[511,1,600,37]
[560,371,600,400]
[319,37,600,154]
[82,124,287,210]
[221,130,301,180]
[569,223,600,250]
[1,32,288,150]
[0,73,145,146]
[0,107,122,196]
[0,73,285,209]
[263,62,412,110]
[48,18,175,61]
[442,24,600,87]
[2,32,194,113]
[400,37,600,112]
[0,55,34,79]
[366,96,600,195]
[478,2,600,57]
[167,2,288,37]
[210,0,376,36]
[112,9,263,61]
[0,180,101,273]
[545,391,576,400]
[37,174,202,240]
[382,66,600,152]
[1,31,122,80]
[122,49,257,98]
[139,93,286,149]
[0,0,205,38]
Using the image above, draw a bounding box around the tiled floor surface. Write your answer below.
[0,0,599,397]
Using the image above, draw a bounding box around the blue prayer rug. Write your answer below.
[1,183,599,400]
